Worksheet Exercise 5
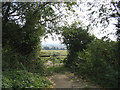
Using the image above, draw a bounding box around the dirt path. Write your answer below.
[45,60,63,68]
[47,71,100,88]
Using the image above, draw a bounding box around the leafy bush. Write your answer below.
[2,48,24,71]
[68,39,119,88]
[83,39,119,88]
[2,70,52,88]
[2,45,45,73]
[62,23,94,66]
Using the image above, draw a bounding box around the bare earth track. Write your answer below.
[47,71,100,88]
[45,60,100,88]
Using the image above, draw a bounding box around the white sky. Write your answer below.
[42,0,117,45]
[41,33,63,45]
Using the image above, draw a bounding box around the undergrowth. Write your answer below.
[2,70,52,88]
[45,65,71,76]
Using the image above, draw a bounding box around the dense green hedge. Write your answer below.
[2,46,49,88]
[2,46,45,73]
[64,39,119,88]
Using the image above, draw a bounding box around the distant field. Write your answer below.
[41,50,67,56]
[40,50,67,63]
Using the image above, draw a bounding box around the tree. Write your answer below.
[44,47,50,50]
[2,2,76,70]
[2,2,77,54]
[62,23,94,52]
[109,1,120,41]
[62,23,94,66]
[79,0,118,41]
[2,2,58,54]
[111,1,120,79]
[2,2,57,70]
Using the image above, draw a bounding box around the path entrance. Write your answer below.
[47,67,100,88]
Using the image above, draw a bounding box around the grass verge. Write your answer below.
[45,65,71,76]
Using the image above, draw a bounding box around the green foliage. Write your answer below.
[2,48,23,71]
[82,39,119,88]
[46,66,70,75]
[2,70,52,88]
[62,23,94,66]
[65,39,119,88]
[2,46,45,74]
[2,2,46,74]
[1,2,78,88]
[2,2,45,55]
[86,39,118,69]
[62,22,118,88]
[62,24,94,52]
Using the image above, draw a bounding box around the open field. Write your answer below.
[41,50,67,56]
[40,50,67,64]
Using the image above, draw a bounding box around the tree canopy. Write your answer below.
[62,23,94,52]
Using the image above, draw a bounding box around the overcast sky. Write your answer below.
[41,0,117,45]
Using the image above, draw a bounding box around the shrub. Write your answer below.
[76,39,119,88]
[64,38,119,88]
[2,70,52,88]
